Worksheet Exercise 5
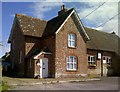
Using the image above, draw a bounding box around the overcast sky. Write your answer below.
[1,0,119,57]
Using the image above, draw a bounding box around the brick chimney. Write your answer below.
[58,5,68,16]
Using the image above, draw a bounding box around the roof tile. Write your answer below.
[16,14,47,37]
[85,27,119,53]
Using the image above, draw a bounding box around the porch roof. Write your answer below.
[26,47,52,59]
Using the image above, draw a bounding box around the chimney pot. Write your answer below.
[58,5,67,16]
[61,5,65,10]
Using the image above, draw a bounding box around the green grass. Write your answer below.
[1,81,11,91]
[88,75,100,79]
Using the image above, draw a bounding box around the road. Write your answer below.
[9,77,119,90]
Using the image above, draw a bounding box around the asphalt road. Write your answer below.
[9,77,119,91]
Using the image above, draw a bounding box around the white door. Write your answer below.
[40,58,48,78]
[102,58,107,76]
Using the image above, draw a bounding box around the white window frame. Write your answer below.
[68,33,76,48]
[20,50,22,64]
[66,56,77,70]
[29,59,32,68]
[88,56,96,65]
[103,56,106,60]
[107,57,112,65]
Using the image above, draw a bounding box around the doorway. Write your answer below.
[40,58,48,78]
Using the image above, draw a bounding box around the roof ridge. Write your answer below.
[15,14,47,22]
[85,27,117,35]
[48,8,74,22]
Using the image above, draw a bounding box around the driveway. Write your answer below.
[8,77,119,90]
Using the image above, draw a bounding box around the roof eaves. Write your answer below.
[33,51,52,59]
[87,48,115,53]
[8,17,17,43]
[73,9,90,41]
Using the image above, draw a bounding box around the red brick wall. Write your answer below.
[55,15,88,78]
[25,36,42,77]
[25,58,35,78]
[10,21,25,77]
[24,34,55,78]
[10,17,120,78]
[42,37,55,77]
[87,49,114,77]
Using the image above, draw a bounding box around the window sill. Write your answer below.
[88,65,96,69]
[68,46,76,49]
[66,69,77,72]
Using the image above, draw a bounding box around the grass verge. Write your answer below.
[1,81,11,92]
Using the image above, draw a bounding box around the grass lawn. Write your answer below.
[2,76,100,85]
[1,81,11,91]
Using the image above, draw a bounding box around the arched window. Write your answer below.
[68,33,76,47]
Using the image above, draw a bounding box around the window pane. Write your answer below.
[69,56,73,63]
[73,65,75,69]
[67,63,69,69]
[93,57,95,61]
[67,57,69,63]
[71,34,75,40]
[107,58,109,63]
[71,41,75,47]
[68,40,70,47]
[68,34,71,47]
[66,56,77,70]
[91,62,93,64]
[103,57,105,60]
[88,56,96,66]
[68,34,71,40]
[69,63,73,69]
[107,57,112,65]
[91,57,93,61]
[110,58,112,63]
[68,34,76,47]
[74,57,77,64]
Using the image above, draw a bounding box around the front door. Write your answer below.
[40,58,48,78]
[102,57,107,76]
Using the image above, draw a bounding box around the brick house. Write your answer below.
[8,6,120,78]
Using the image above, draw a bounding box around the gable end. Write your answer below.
[55,9,90,41]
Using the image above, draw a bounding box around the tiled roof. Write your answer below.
[43,8,74,37]
[10,8,120,54]
[15,8,74,38]
[26,47,52,58]
[85,27,119,53]
[16,14,47,37]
